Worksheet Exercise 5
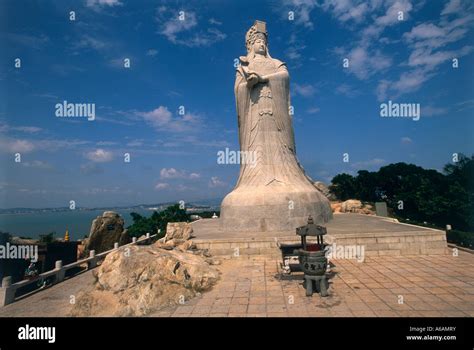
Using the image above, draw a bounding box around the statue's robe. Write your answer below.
[234,57,313,189]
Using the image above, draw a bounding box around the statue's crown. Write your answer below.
[246,20,267,52]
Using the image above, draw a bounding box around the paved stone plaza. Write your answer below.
[1,251,473,317]
[161,252,474,317]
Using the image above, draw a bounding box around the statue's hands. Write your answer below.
[246,72,268,87]
[246,73,259,88]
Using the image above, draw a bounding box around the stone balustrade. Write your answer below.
[0,232,155,307]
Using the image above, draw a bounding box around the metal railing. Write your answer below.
[0,233,157,307]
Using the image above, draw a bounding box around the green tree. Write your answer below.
[329,155,473,232]
[329,173,357,200]
[355,170,379,202]
[38,232,56,244]
[127,204,189,238]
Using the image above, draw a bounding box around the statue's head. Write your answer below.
[252,35,267,55]
[246,20,268,57]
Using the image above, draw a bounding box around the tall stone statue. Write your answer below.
[220,20,332,232]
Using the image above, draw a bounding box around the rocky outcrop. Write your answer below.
[69,244,219,317]
[70,221,218,317]
[331,202,342,213]
[164,222,193,242]
[85,211,130,254]
[331,200,375,215]
[313,181,337,201]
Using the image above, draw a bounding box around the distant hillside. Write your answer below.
[0,198,223,215]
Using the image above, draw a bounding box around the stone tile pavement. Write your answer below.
[1,251,472,318]
[156,251,474,317]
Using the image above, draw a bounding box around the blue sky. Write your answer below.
[0,0,473,208]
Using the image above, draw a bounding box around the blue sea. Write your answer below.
[0,209,154,241]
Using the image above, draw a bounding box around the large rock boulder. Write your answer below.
[85,211,130,254]
[69,245,219,316]
[341,199,363,212]
[164,222,193,242]
[339,200,375,215]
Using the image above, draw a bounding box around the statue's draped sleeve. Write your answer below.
[235,65,250,152]
[234,66,251,186]
[267,60,296,154]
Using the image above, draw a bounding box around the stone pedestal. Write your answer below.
[221,186,332,232]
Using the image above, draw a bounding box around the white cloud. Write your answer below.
[22,160,53,169]
[285,34,307,65]
[0,122,42,134]
[5,33,49,50]
[345,45,392,80]
[441,0,462,16]
[96,141,118,146]
[86,0,122,8]
[73,35,109,52]
[374,0,413,27]
[377,1,474,98]
[408,47,463,68]
[126,139,144,147]
[376,66,438,101]
[351,158,386,169]
[209,18,222,25]
[307,107,320,114]
[281,0,318,28]
[209,176,226,188]
[422,105,449,117]
[403,23,445,42]
[137,106,201,133]
[160,167,185,179]
[293,83,316,97]
[376,79,390,101]
[0,135,92,154]
[0,139,35,153]
[146,49,158,56]
[391,69,433,95]
[13,126,42,133]
[156,9,226,47]
[286,46,303,60]
[455,99,474,112]
[321,0,371,24]
[160,167,200,180]
[401,137,413,144]
[36,139,91,151]
[159,9,198,42]
[155,182,170,190]
[336,84,359,98]
[85,149,113,163]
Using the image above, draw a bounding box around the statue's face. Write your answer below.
[253,38,267,55]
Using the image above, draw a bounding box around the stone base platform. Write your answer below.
[191,214,448,257]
